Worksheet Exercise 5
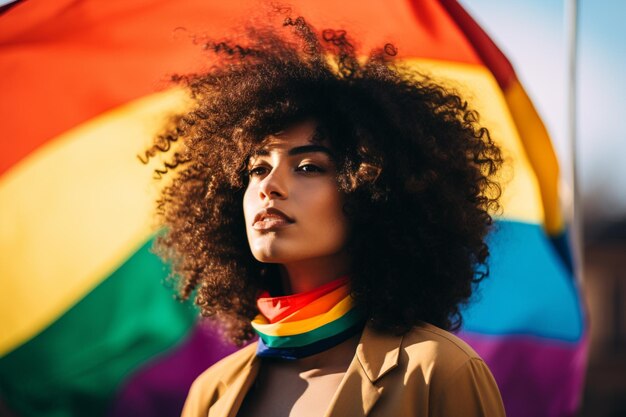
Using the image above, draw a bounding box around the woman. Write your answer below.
[146,14,506,417]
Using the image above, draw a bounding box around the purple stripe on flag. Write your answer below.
[107,323,240,417]
[460,331,588,417]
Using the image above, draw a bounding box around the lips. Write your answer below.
[252,208,295,231]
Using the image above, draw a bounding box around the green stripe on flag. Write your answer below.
[0,238,197,417]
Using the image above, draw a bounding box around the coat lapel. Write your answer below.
[324,326,403,417]
[209,346,260,417]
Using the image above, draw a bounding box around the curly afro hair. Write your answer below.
[143,15,502,345]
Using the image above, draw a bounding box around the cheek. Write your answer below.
[302,185,349,241]
[242,185,256,224]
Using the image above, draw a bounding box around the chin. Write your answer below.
[250,243,288,264]
[250,242,314,264]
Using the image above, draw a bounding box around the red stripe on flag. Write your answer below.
[439,0,517,89]
[1,0,484,174]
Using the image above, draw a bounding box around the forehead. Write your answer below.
[261,120,319,149]
[254,121,333,156]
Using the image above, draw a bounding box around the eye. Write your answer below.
[296,163,325,173]
[247,166,269,177]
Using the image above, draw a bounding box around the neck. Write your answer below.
[279,250,351,294]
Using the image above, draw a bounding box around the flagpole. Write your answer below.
[565,0,582,282]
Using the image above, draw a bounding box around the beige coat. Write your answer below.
[181,322,506,417]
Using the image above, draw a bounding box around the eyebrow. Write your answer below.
[253,145,335,158]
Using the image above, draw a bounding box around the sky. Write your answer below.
[461,0,626,221]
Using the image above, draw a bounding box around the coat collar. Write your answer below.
[212,325,404,417]
[356,325,403,382]
[323,325,403,417]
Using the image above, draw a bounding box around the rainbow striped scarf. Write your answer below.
[251,276,365,360]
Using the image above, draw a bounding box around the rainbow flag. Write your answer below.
[0,1,586,416]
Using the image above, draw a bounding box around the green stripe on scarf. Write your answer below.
[257,308,363,348]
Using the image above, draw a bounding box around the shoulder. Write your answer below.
[401,322,481,366]
[400,323,506,416]
[358,323,505,416]
[358,322,485,384]
[399,322,493,390]
[181,342,258,417]
[190,341,258,389]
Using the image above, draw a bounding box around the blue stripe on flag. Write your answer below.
[462,220,584,341]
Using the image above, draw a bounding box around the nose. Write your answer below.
[258,168,287,200]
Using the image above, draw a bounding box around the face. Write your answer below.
[243,121,350,265]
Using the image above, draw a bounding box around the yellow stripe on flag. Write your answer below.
[0,88,190,356]
[403,58,546,225]
[504,80,563,234]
